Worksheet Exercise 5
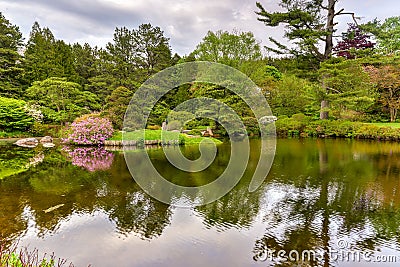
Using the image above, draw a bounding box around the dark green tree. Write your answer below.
[71,43,98,86]
[102,86,133,129]
[0,12,24,97]
[105,23,172,89]
[133,23,172,77]
[23,22,58,84]
[256,0,359,62]
[318,58,376,119]
[53,40,77,81]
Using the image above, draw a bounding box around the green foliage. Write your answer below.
[256,0,342,62]
[0,97,34,132]
[274,114,400,140]
[0,12,24,97]
[269,75,314,117]
[361,16,400,55]
[26,77,100,124]
[111,129,222,145]
[192,30,262,68]
[102,86,133,129]
[0,144,34,180]
[318,58,377,119]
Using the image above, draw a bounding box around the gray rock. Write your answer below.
[14,138,38,148]
[42,143,55,148]
[40,136,53,143]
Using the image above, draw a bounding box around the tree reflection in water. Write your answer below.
[1,139,400,266]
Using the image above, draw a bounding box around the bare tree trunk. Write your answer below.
[320,100,329,120]
[390,107,397,122]
[324,0,336,59]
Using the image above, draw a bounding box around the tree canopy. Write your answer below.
[256,0,359,62]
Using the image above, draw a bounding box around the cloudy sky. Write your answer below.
[1,0,399,55]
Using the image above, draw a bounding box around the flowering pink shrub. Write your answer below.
[62,115,114,145]
[63,146,114,172]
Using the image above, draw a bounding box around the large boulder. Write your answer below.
[40,136,53,143]
[14,138,38,148]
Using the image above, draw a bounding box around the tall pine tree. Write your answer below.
[0,12,24,97]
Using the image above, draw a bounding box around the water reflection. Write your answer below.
[63,146,114,172]
[0,139,400,266]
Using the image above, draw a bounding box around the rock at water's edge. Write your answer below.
[42,143,55,148]
[40,136,53,143]
[14,138,38,148]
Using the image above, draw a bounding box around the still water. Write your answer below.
[1,138,400,266]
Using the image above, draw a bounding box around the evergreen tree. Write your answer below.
[24,22,58,84]
[256,0,360,62]
[0,12,24,97]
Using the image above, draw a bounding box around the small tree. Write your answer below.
[318,58,376,119]
[26,77,100,124]
[364,64,400,121]
[333,23,375,59]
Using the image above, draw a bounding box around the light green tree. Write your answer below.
[192,30,262,68]
[26,77,100,124]
[318,58,376,119]
[361,16,400,55]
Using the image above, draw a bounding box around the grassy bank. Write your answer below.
[0,131,31,139]
[109,130,222,145]
[0,245,75,267]
[275,115,400,141]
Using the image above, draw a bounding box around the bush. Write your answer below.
[243,117,260,135]
[0,97,34,132]
[147,125,161,130]
[30,122,62,137]
[167,120,182,130]
[62,115,114,145]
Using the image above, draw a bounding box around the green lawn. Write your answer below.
[109,130,222,145]
[366,123,400,129]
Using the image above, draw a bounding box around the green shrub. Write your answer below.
[0,97,34,132]
[30,122,62,137]
[243,117,260,135]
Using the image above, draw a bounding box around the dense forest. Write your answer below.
[1,0,400,139]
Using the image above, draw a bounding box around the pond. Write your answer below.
[1,138,400,266]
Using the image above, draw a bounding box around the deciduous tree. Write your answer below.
[26,77,100,124]
[192,30,262,68]
[361,16,400,55]
[364,64,400,121]
[333,23,375,59]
